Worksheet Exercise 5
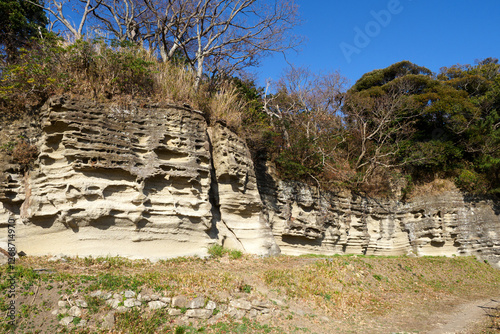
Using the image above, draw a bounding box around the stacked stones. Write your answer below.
[53,298,88,328]
[54,290,277,330]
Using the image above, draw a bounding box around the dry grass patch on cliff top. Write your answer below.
[405,178,458,199]
[0,38,247,127]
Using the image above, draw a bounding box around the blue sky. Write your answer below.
[254,0,500,88]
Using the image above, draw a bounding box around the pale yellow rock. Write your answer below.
[0,96,498,266]
[207,124,280,256]
[257,174,500,267]
[4,97,214,258]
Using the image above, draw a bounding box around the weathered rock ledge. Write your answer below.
[0,96,278,258]
[258,172,500,267]
[0,96,499,266]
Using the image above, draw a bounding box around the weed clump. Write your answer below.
[207,244,243,259]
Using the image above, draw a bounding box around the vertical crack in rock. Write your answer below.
[1,96,215,258]
[258,168,499,266]
[0,96,498,264]
[207,124,280,256]
[206,130,245,251]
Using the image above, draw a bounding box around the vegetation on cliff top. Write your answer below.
[0,1,499,198]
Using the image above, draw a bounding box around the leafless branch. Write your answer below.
[27,0,103,39]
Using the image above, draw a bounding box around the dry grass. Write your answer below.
[2,254,500,333]
[481,301,500,333]
[406,178,457,199]
[154,61,202,106]
[208,82,246,132]
[0,38,247,128]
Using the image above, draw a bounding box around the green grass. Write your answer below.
[87,273,145,292]
[240,284,252,293]
[229,250,243,260]
[208,244,226,257]
[1,254,500,333]
[209,317,284,333]
[84,295,105,314]
[115,309,172,333]
[208,244,243,259]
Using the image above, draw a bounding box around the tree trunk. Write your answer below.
[194,55,204,90]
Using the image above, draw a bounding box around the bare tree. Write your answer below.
[141,0,302,88]
[27,0,103,40]
[270,66,349,183]
[55,0,302,88]
[29,0,301,89]
[91,0,154,44]
[142,0,201,62]
[343,84,421,184]
[273,66,347,143]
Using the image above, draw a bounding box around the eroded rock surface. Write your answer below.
[256,164,500,267]
[11,97,216,257]
[0,96,499,265]
[208,124,279,256]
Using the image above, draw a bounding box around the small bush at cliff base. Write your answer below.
[208,244,225,257]
[208,244,244,259]
[229,250,243,259]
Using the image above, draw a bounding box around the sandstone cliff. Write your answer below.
[257,169,500,267]
[0,97,499,267]
[0,96,278,259]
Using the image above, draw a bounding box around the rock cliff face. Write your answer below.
[208,125,279,256]
[257,166,500,267]
[0,96,499,266]
[0,96,278,259]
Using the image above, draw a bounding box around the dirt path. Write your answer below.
[426,297,500,334]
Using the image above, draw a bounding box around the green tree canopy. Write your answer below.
[351,60,433,92]
[347,59,500,194]
[0,0,48,62]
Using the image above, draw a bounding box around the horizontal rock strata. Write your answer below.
[0,96,499,265]
[208,124,279,256]
[17,97,215,257]
[0,96,279,258]
[256,167,500,267]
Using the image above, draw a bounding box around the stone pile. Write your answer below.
[53,289,278,330]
